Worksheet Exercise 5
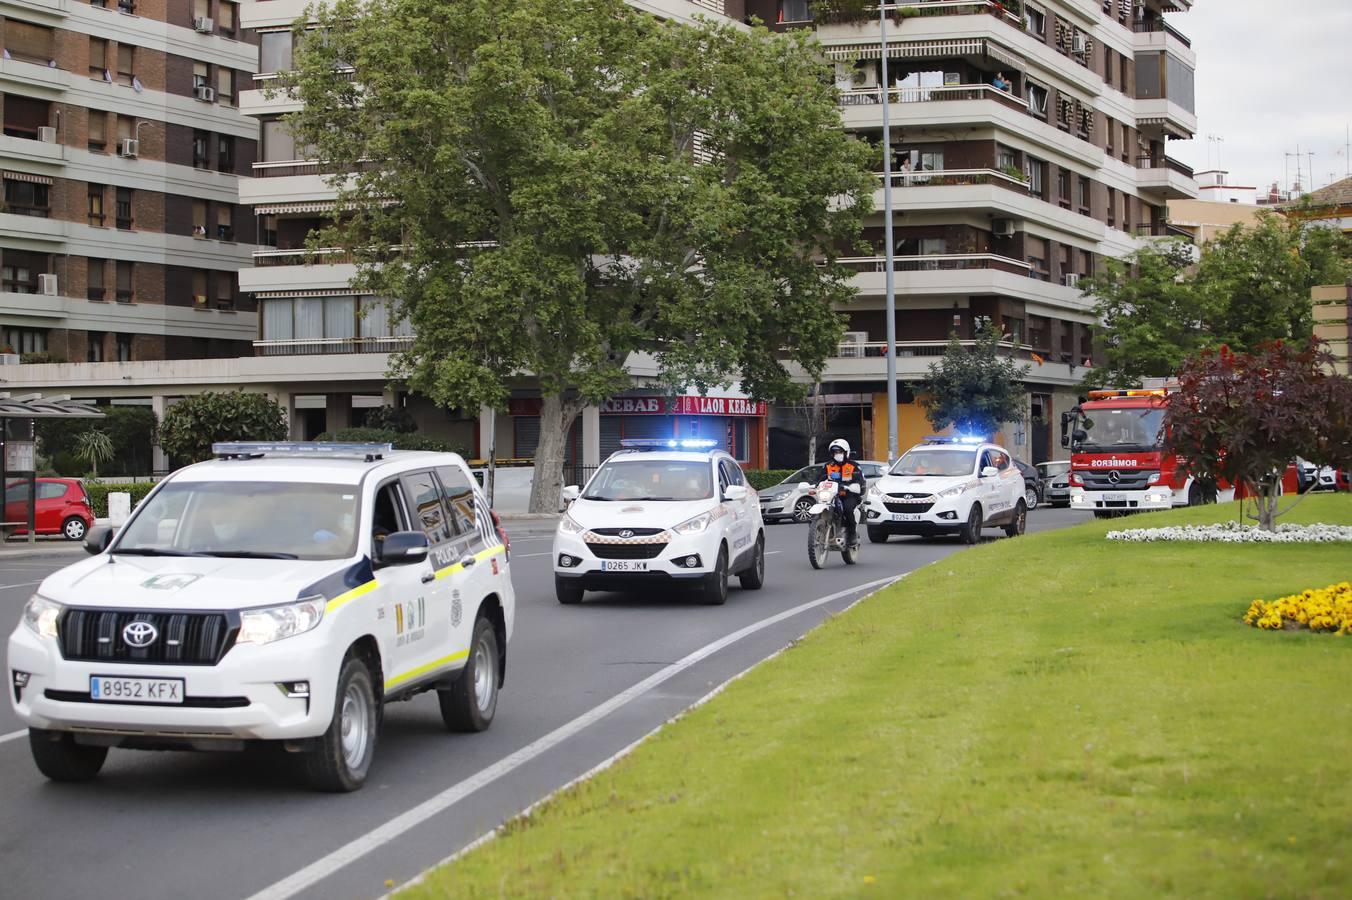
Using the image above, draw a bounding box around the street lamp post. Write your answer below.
[879,3,899,462]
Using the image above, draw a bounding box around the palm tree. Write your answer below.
[74,430,115,478]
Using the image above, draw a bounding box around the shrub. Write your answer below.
[316,427,465,455]
[744,469,798,491]
[83,481,158,518]
[158,391,288,463]
[359,405,418,433]
[19,351,66,364]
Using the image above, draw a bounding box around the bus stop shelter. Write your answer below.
[1,394,105,544]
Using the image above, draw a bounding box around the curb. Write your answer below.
[0,545,84,561]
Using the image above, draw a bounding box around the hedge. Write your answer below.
[84,481,158,518]
[744,470,798,491]
[316,428,467,456]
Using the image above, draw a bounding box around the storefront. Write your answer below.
[507,394,768,468]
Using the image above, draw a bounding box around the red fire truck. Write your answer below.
[1061,387,1303,517]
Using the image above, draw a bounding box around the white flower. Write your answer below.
[1105,522,1352,543]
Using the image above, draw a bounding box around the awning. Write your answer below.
[2,170,54,186]
[254,201,337,216]
[825,37,1026,72]
[253,290,361,299]
[0,394,105,419]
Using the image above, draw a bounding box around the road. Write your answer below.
[0,507,1083,900]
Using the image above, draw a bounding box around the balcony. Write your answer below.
[252,336,414,357]
[831,338,1030,359]
[839,253,1031,276]
[1135,154,1198,200]
[251,247,354,267]
[1133,19,1192,48]
[879,167,1029,193]
[839,83,1026,114]
[798,1,1022,32]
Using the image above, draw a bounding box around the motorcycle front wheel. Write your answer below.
[807,513,831,570]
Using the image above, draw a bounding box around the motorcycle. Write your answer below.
[803,481,859,569]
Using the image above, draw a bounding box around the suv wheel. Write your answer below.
[29,729,107,782]
[701,546,729,605]
[738,534,765,590]
[555,576,583,605]
[960,504,983,544]
[439,615,500,732]
[867,526,889,544]
[62,516,88,541]
[1004,500,1027,538]
[304,655,379,792]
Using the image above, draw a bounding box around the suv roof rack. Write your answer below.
[212,441,394,462]
[617,439,719,453]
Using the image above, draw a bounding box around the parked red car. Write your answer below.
[2,478,94,541]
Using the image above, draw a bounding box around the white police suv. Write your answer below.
[861,437,1027,544]
[553,440,765,605]
[8,443,514,792]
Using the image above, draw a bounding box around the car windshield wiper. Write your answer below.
[111,548,208,557]
[197,550,301,560]
[581,495,614,501]
[628,496,678,501]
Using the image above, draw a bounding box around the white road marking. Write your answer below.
[0,729,25,745]
[511,551,555,559]
[246,574,904,900]
[0,581,42,591]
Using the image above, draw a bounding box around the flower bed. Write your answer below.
[1244,582,1352,634]
[1106,521,1352,543]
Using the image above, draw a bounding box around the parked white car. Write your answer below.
[757,460,887,523]
[9,442,515,792]
[553,440,764,605]
[861,437,1027,543]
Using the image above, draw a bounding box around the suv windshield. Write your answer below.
[584,459,713,502]
[115,481,359,561]
[1079,407,1164,453]
[890,449,977,477]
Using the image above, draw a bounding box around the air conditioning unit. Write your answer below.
[119,138,139,157]
[852,65,879,90]
[194,84,216,102]
[38,274,59,296]
[193,16,214,33]
[992,218,1016,237]
[1063,273,1081,288]
[38,126,57,143]
[1072,33,1088,54]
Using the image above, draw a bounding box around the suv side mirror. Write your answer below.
[375,530,429,567]
[723,485,748,502]
[561,485,580,504]
[84,525,113,555]
[981,466,999,479]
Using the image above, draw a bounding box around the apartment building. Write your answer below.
[0,0,258,365]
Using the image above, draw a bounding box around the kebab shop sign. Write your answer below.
[510,396,767,417]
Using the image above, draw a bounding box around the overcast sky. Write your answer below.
[1166,0,1351,196]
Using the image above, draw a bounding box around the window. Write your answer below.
[3,327,47,354]
[260,214,278,247]
[2,252,43,293]
[117,115,135,144]
[88,111,107,152]
[192,129,210,169]
[193,61,209,92]
[259,31,293,75]
[779,0,811,23]
[192,199,208,237]
[89,37,108,78]
[116,44,134,86]
[401,471,451,543]
[3,179,50,217]
[116,260,133,303]
[261,119,297,162]
[118,0,135,12]
[219,1,238,37]
[87,332,105,363]
[115,187,133,229]
[1026,82,1048,119]
[1024,3,1046,35]
[1058,170,1071,207]
[1105,117,1115,155]
[217,135,235,173]
[90,181,108,225]
[1105,187,1116,227]
[1027,157,1046,198]
[1081,249,1094,278]
[1077,176,1090,213]
[5,20,55,66]
[996,144,1017,171]
[87,258,106,301]
[192,270,208,307]
[434,466,477,536]
[217,68,235,106]
[216,204,235,241]
[1103,48,1113,87]
[193,0,209,20]
[116,333,133,362]
[216,272,233,310]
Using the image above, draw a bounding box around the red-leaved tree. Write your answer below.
[1164,340,1352,531]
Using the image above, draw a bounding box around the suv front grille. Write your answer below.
[884,500,935,514]
[59,609,236,666]
[586,542,665,560]
[588,527,666,537]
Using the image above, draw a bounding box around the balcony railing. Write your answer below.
[838,253,1032,275]
[878,167,1029,191]
[799,1,1021,26]
[253,336,414,356]
[251,67,357,86]
[832,338,1033,359]
[1132,19,1192,47]
[1135,155,1195,178]
[839,84,1027,113]
[251,158,379,178]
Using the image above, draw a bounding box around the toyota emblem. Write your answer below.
[618,530,635,539]
[122,621,158,648]
[1107,470,1121,484]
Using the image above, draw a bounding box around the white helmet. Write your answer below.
[828,439,851,458]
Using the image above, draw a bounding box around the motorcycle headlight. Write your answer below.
[237,596,326,646]
[672,511,714,535]
[937,483,967,499]
[23,594,63,640]
[558,514,585,535]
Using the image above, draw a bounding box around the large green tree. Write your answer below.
[281,0,873,511]
[921,325,1031,437]
[157,392,288,463]
[1083,212,1351,388]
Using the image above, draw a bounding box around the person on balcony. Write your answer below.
[992,72,1010,92]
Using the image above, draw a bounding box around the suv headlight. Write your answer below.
[672,511,714,535]
[937,483,968,500]
[237,596,326,646]
[867,483,883,499]
[558,514,585,535]
[23,594,62,640]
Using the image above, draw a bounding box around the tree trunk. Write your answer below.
[528,393,582,514]
[1257,479,1280,532]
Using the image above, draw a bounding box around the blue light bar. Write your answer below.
[618,439,719,451]
[212,441,394,461]
[922,435,985,445]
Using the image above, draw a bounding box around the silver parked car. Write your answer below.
[758,460,887,523]
[1037,460,1072,507]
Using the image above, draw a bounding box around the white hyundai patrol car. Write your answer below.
[553,440,765,605]
[8,442,514,792]
[861,437,1027,543]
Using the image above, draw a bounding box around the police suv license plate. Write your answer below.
[90,675,184,704]
[891,513,923,522]
[600,561,648,572]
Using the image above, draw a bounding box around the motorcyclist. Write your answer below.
[819,438,866,548]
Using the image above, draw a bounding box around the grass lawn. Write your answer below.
[408,496,1352,898]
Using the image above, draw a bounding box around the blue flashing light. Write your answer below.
[619,439,719,451]
[212,441,394,461]
[921,435,985,445]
